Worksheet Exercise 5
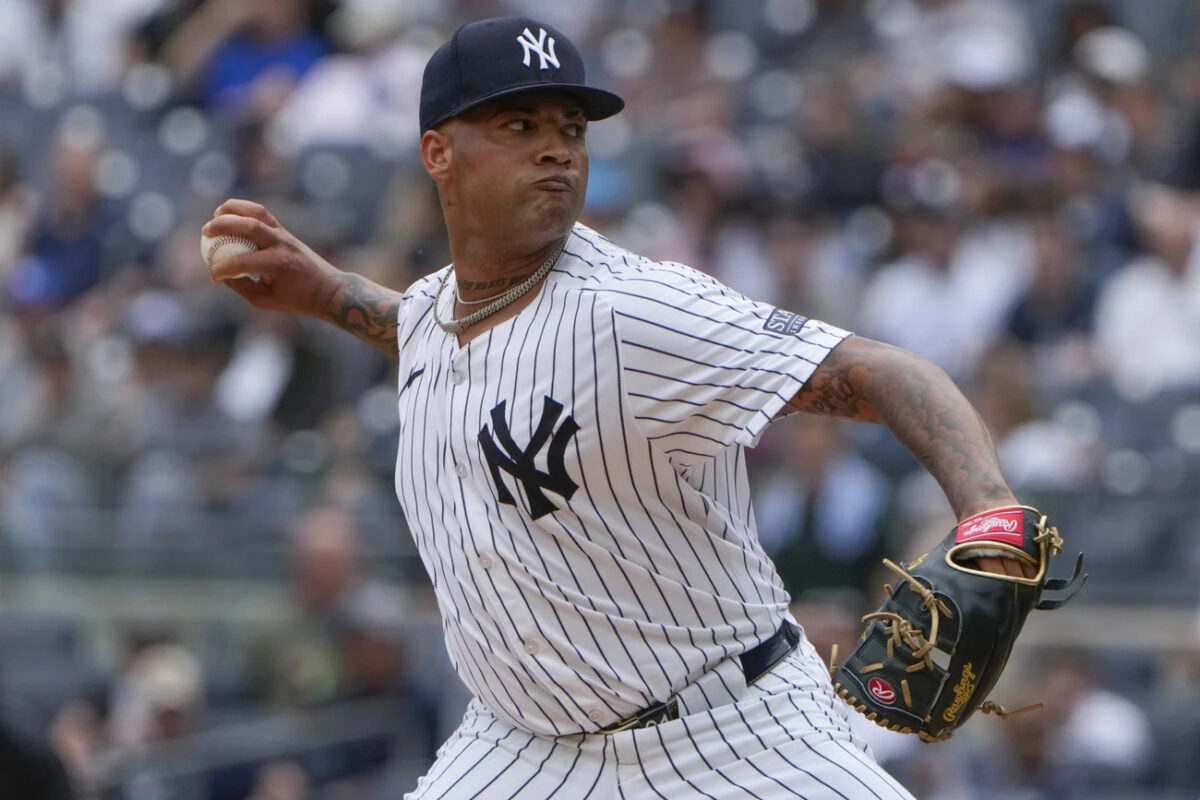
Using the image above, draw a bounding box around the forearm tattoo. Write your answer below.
[790,337,1014,518]
[321,272,402,359]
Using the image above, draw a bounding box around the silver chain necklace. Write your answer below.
[432,238,566,336]
[455,284,509,306]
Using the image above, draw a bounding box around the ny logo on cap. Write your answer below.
[517,27,559,70]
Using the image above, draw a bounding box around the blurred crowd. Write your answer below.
[1,0,1199,797]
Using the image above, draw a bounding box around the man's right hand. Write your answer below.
[206,199,404,360]
[204,199,341,319]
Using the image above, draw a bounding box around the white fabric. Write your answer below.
[393,224,849,737]
[406,636,915,799]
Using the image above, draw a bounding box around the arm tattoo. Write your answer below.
[320,272,402,360]
[790,336,1015,519]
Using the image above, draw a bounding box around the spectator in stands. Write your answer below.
[109,642,206,748]
[0,329,95,561]
[857,180,1031,381]
[998,209,1099,412]
[162,0,331,115]
[971,349,1099,492]
[117,292,261,543]
[1037,650,1155,795]
[9,134,120,312]
[0,0,165,96]
[874,0,1036,104]
[271,0,433,154]
[312,582,439,792]
[966,684,1066,799]
[1093,181,1200,398]
[247,506,378,709]
[756,414,893,604]
[1002,210,1101,395]
[650,130,780,303]
[108,642,209,800]
[761,213,869,331]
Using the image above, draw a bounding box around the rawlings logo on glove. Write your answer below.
[831,505,1085,742]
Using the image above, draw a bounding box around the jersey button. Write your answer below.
[587,709,605,723]
[455,463,467,478]
[451,370,465,385]
[476,554,492,569]
[522,637,541,655]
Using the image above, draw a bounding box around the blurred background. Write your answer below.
[0,0,1197,797]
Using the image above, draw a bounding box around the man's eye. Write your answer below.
[565,124,585,138]
[505,119,531,131]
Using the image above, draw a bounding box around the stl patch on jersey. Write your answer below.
[763,308,809,336]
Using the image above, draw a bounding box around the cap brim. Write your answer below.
[424,83,625,133]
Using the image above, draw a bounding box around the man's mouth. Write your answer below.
[536,176,574,192]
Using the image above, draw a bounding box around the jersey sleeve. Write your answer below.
[606,261,851,461]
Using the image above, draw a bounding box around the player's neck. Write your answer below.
[449,235,565,301]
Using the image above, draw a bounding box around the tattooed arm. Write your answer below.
[788,335,1030,577]
[203,199,402,360]
[310,273,402,359]
[791,333,1018,507]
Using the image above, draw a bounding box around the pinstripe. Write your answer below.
[621,340,810,383]
[638,439,734,619]
[437,724,519,798]
[460,729,533,799]
[627,386,767,413]
[819,739,911,800]
[631,732,694,800]
[541,743,585,799]
[607,323,715,639]
[471,735,547,799]
[577,736,614,800]
[397,224,910,797]
[755,695,858,800]
[613,306,825,369]
[464,331,592,730]
[793,743,894,800]
[569,295,676,693]
[744,754,842,799]
[656,449,755,642]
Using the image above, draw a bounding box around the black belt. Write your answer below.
[599,621,801,732]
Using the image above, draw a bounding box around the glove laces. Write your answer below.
[859,558,952,676]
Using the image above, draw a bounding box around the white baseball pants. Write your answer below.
[406,634,915,799]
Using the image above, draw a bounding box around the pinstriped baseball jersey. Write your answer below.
[393,223,850,738]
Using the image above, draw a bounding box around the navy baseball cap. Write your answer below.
[419,16,625,134]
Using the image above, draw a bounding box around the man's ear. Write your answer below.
[421,129,451,182]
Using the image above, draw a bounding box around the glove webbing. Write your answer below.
[860,558,951,679]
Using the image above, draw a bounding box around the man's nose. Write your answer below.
[537,129,573,164]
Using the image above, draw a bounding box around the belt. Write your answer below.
[599,621,801,733]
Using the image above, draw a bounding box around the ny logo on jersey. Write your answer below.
[517,27,559,70]
[479,397,579,519]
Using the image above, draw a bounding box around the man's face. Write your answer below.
[433,90,589,243]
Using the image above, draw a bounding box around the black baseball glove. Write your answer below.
[831,505,1085,742]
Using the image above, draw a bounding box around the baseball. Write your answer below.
[201,231,257,267]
